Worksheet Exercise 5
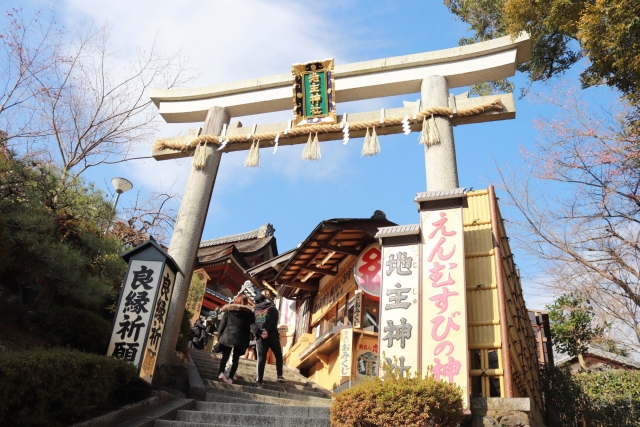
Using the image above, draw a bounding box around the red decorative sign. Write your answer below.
[354,243,382,299]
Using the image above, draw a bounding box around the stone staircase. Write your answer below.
[155,349,332,427]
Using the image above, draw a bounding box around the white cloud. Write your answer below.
[54,0,355,195]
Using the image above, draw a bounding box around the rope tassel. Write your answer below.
[301,132,321,161]
[362,127,380,157]
[244,140,260,167]
[419,114,440,146]
[192,142,209,170]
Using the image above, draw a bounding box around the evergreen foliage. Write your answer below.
[0,348,138,427]
[38,305,112,354]
[547,293,607,360]
[0,155,127,310]
[331,360,463,427]
[542,365,640,426]
[444,0,640,112]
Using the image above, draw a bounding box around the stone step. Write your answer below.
[193,355,286,372]
[200,373,314,391]
[205,390,332,407]
[203,380,329,400]
[174,409,330,426]
[192,359,285,376]
[194,402,330,418]
[196,365,310,385]
[203,378,321,396]
[157,414,330,427]
[191,351,292,372]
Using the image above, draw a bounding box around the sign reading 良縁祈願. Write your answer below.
[106,239,181,385]
[292,59,336,126]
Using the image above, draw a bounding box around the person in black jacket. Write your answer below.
[217,294,255,384]
[189,318,207,350]
[251,293,285,387]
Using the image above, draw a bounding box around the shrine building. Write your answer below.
[227,187,542,425]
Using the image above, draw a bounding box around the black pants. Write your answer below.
[218,344,243,379]
[255,335,283,383]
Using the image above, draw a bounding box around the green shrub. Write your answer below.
[542,365,640,426]
[0,348,138,427]
[39,305,112,354]
[176,307,194,354]
[331,361,463,427]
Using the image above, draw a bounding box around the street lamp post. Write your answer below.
[111,177,133,212]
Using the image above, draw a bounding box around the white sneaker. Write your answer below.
[219,373,228,384]
[227,378,233,385]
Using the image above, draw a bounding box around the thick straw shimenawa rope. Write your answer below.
[155,98,504,153]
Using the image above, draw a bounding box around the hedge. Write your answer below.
[0,348,138,427]
[39,305,112,354]
[542,365,640,426]
[331,362,463,427]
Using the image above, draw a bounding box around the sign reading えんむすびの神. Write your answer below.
[378,243,420,378]
[292,59,336,126]
[106,240,179,385]
[420,207,469,405]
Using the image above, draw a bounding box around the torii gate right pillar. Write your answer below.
[422,76,459,191]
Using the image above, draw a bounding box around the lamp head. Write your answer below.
[111,177,133,194]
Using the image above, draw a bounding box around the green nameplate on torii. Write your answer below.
[292,59,337,126]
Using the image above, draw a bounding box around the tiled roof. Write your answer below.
[200,223,275,248]
[555,346,640,369]
[375,224,420,238]
[205,287,231,303]
[414,188,467,202]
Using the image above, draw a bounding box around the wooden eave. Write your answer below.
[275,217,395,298]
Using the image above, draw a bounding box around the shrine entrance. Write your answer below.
[143,32,544,423]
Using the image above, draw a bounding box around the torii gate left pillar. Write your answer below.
[156,106,229,370]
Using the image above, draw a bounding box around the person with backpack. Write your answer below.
[189,317,207,350]
[251,293,285,387]
[216,294,255,384]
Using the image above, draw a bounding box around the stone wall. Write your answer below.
[469,398,543,427]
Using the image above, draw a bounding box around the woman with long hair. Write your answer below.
[216,294,255,384]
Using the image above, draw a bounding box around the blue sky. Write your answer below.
[3,0,618,308]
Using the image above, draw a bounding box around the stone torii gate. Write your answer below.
[151,34,532,369]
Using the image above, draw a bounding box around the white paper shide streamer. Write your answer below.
[342,122,350,145]
[402,115,411,135]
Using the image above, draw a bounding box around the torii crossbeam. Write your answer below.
[151,34,533,371]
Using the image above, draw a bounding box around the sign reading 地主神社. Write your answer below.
[419,195,469,405]
[106,239,180,385]
[292,59,337,126]
[379,241,420,379]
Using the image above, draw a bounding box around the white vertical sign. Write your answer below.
[107,260,164,369]
[352,291,362,329]
[339,328,353,378]
[378,244,420,378]
[140,264,176,384]
[420,207,469,404]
